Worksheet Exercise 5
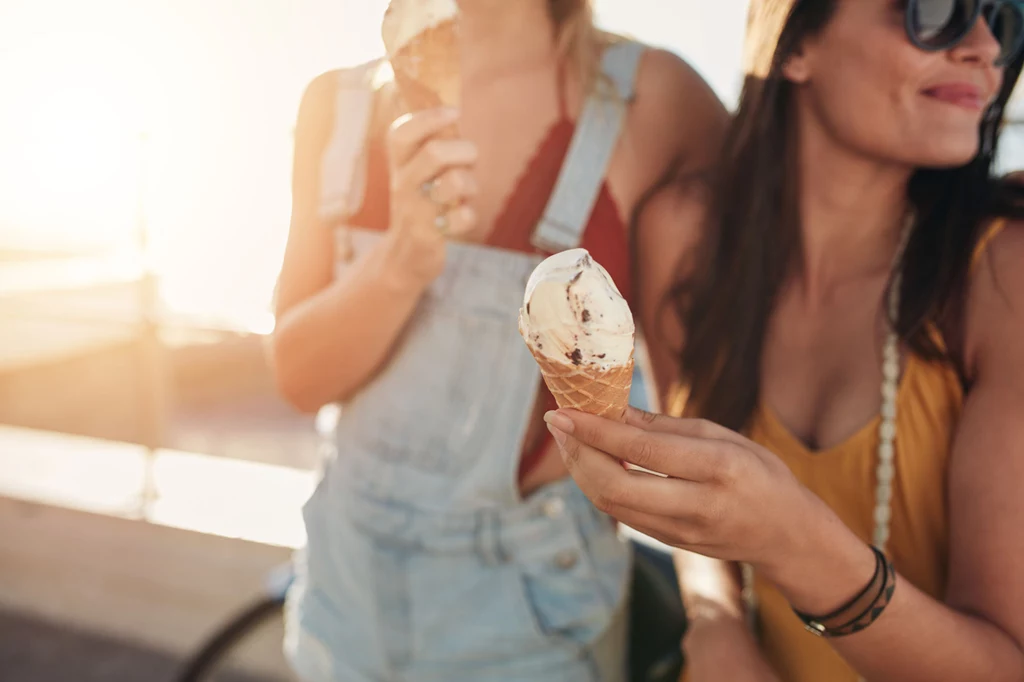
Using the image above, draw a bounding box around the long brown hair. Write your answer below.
[666,0,1024,430]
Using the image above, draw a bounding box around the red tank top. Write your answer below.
[348,77,631,481]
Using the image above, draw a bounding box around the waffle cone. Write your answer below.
[527,345,634,422]
[390,20,460,110]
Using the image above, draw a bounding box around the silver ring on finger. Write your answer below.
[420,179,442,206]
[434,209,450,235]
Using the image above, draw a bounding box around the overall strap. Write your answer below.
[318,59,384,223]
[530,40,646,252]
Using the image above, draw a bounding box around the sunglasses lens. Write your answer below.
[986,3,1024,63]
[911,0,976,46]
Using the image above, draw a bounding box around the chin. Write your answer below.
[912,138,981,169]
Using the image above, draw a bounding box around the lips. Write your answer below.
[922,83,988,111]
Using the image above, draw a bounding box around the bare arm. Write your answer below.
[611,48,729,221]
[626,48,728,409]
[271,75,478,412]
[633,182,703,411]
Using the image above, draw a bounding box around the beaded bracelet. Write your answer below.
[794,546,897,638]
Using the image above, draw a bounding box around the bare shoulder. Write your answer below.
[633,47,718,107]
[603,43,725,224]
[628,47,728,169]
[295,60,388,134]
[964,218,1024,382]
[295,69,342,130]
[633,175,711,306]
[632,174,712,401]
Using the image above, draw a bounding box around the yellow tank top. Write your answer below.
[748,219,1006,682]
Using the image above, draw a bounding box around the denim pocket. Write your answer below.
[519,544,620,648]
[516,497,634,649]
[407,553,548,664]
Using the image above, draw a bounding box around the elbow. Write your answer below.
[268,329,328,414]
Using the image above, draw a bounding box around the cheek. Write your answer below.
[805,56,981,167]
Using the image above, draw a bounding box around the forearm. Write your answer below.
[684,613,780,682]
[271,233,430,412]
[767,500,1024,682]
[675,550,778,682]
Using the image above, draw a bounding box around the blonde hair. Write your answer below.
[549,0,610,94]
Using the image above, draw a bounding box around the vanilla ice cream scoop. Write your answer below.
[519,249,634,372]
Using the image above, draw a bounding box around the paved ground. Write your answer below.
[0,608,286,682]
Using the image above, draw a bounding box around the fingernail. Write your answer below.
[444,107,460,120]
[547,424,567,447]
[544,411,574,434]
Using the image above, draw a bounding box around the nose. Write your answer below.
[949,12,1004,66]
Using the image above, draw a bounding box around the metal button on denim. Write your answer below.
[554,549,580,571]
[542,497,566,519]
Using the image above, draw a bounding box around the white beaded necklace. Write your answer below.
[743,213,915,643]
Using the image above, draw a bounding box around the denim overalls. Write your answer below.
[285,41,646,682]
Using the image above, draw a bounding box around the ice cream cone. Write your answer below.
[518,249,665,476]
[383,1,460,111]
[527,345,634,421]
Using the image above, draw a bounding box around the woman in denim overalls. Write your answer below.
[270,2,727,680]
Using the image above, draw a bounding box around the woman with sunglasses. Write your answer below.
[544,1,1024,680]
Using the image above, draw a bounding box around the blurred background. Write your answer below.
[0,1,1021,681]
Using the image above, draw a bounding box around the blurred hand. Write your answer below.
[544,406,821,583]
[385,107,480,286]
[683,613,781,682]
[674,553,779,681]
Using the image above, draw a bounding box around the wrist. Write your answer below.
[375,232,442,294]
[758,489,877,616]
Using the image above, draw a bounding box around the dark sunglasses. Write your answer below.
[906,0,1024,66]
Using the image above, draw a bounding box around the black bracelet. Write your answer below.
[794,546,897,638]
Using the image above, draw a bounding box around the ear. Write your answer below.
[782,47,812,83]
[782,51,806,83]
